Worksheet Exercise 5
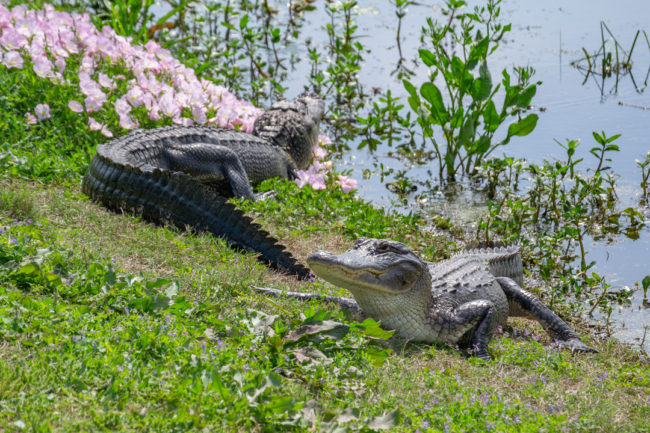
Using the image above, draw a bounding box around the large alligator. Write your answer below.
[257,238,596,359]
[82,93,324,279]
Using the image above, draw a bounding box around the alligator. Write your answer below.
[82,93,324,279]
[256,238,596,359]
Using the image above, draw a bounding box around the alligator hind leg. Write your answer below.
[496,277,597,353]
[162,144,255,200]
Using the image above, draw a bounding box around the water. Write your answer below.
[153,0,650,351]
[295,0,650,352]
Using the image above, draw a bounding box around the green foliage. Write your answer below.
[238,178,451,253]
[91,0,155,43]
[637,150,650,204]
[400,0,540,182]
[0,215,401,431]
[476,132,644,313]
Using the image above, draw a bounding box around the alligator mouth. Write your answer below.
[307,250,420,294]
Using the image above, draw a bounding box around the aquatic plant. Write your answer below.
[358,0,541,184]
[571,22,649,95]
[475,132,645,310]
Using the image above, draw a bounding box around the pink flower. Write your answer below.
[313,145,328,160]
[336,175,358,193]
[88,117,102,131]
[54,56,66,73]
[114,97,131,116]
[34,103,50,120]
[24,112,37,125]
[309,173,326,190]
[318,134,332,146]
[98,72,115,89]
[88,117,113,137]
[159,92,180,119]
[119,114,138,130]
[32,58,54,79]
[84,96,103,113]
[1,51,23,69]
[0,28,27,50]
[191,105,207,124]
[79,55,94,73]
[295,170,326,190]
[68,100,83,112]
[125,86,145,107]
[173,116,193,126]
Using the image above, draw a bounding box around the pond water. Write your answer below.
[154,0,650,352]
[288,0,650,352]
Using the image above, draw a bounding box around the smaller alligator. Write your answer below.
[83,93,323,279]
[257,238,596,360]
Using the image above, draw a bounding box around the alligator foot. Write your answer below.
[254,191,277,201]
[496,277,596,354]
[553,338,598,353]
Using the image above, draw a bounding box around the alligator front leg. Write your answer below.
[431,300,499,360]
[253,286,366,321]
[496,277,597,353]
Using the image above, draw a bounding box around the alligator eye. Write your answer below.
[375,243,393,254]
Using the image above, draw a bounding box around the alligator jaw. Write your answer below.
[307,249,423,295]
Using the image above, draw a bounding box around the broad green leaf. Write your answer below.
[516,84,538,107]
[482,100,500,132]
[507,113,539,138]
[468,37,489,70]
[458,117,476,150]
[16,262,39,277]
[450,106,464,128]
[471,60,492,101]
[471,135,492,154]
[420,82,447,124]
[418,48,436,67]
[239,14,249,29]
[402,79,417,98]
[643,275,650,290]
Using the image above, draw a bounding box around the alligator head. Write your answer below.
[307,238,434,338]
[308,237,425,293]
[253,92,325,170]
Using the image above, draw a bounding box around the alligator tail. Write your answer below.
[82,155,311,279]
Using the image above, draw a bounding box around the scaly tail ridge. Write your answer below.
[82,154,310,279]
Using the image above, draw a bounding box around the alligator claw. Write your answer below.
[254,191,277,201]
[554,339,598,353]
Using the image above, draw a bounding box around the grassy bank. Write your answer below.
[0,2,649,432]
[1,178,649,432]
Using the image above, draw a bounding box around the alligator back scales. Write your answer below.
[82,125,313,279]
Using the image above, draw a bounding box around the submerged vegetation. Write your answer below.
[0,0,649,431]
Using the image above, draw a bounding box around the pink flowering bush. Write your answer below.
[0,3,355,191]
[295,134,358,193]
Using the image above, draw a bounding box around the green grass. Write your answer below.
[0,2,648,431]
[0,179,649,432]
